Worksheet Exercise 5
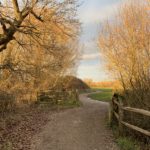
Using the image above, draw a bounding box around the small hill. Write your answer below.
[63,76,90,90]
[51,76,90,90]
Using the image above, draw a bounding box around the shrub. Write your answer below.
[0,91,15,114]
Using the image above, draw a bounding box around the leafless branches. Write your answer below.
[99,0,150,108]
[0,0,79,52]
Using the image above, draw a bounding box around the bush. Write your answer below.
[0,91,15,114]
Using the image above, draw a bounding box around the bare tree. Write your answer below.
[99,0,150,108]
[0,0,79,52]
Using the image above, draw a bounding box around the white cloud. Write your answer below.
[81,53,100,60]
[79,1,124,24]
[78,64,99,70]
[79,40,101,60]
[77,64,109,82]
[83,41,98,51]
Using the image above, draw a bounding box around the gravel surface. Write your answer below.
[31,93,119,150]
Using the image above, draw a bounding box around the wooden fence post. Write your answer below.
[109,97,114,125]
[118,98,124,135]
[111,93,150,137]
[110,94,118,125]
[75,89,79,101]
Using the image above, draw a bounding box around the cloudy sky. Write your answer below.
[77,0,124,81]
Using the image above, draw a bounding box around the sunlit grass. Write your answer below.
[88,88,113,102]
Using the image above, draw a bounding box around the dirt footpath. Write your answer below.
[31,93,119,150]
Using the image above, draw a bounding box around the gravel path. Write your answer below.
[31,93,119,150]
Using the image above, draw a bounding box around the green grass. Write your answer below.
[110,123,141,150]
[92,87,113,92]
[88,88,113,102]
[117,137,140,150]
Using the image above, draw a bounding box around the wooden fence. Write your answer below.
[111,94,150,137]
[37,89,79,104]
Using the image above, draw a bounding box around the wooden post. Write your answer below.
[75,89,79,101]
[110,95,118,125]
[118,98,124,135]
[108,105,113,125]
[109,97,114,125]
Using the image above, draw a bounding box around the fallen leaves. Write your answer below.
[0,107,52,150]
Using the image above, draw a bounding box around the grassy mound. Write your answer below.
[55,76,90,90]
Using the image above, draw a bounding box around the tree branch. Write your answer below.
[31,10,43,22]
[12,0,21,20]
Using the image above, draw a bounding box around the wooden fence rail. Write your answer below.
[111,94,150,137]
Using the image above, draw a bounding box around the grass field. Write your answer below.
[88,88,113,102]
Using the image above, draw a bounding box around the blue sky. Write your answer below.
[77,0,124,81]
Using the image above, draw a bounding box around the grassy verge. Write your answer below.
[92,87,112,92]
[108,123,141,150]
[88,88,113,102]
[117,137,140,150]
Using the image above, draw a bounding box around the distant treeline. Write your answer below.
[84,79,119,88]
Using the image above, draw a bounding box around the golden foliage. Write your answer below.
[99,0,150,108]
[0,0,81,106]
